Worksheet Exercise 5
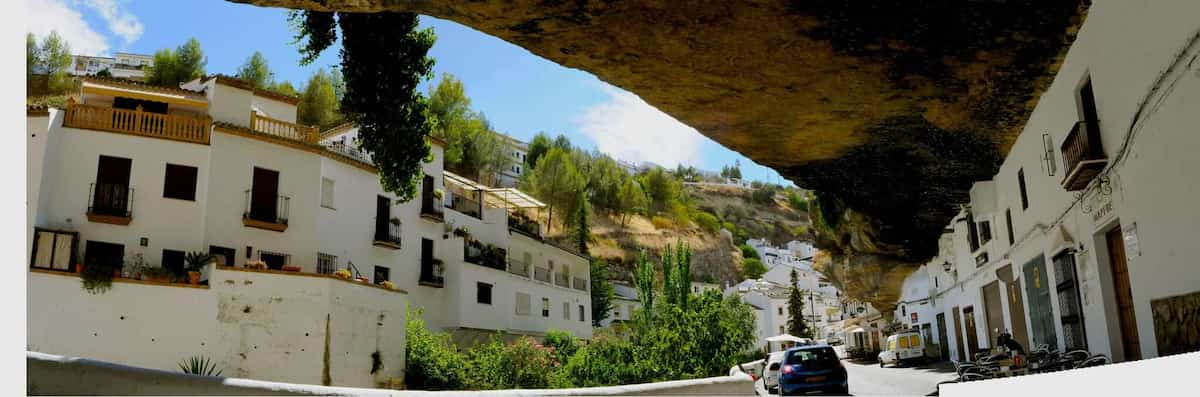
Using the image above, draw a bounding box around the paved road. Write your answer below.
[754,348,956,396]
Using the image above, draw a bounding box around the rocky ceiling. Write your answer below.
[233,0,1088,311]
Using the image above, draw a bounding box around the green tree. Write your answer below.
[33,31,73,91]
[426,73,511,184]
[235,51,273,89]
[525,132,552,169]
[522,148,584,230]
[292,10,435,200]
[146,38,207,87]
[574,190,591,255]
[787,189,809,212]
[633,249,656,317]
[587,154,626,211]
[271,80,299,97]
[552,134,572,152]
[615,177,647,227]
[741,258,767,279]
[639,167,681,213]
[589,260,614,327]
[297,68,342,129]
[786,269,812,338]
[405,308,467,390]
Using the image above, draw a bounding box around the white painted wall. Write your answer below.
[38,125,212,267]
[27,112,54,261]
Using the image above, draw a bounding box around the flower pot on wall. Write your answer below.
[74,263,83,273]
[282,265,302,272]
[187,271,201,285]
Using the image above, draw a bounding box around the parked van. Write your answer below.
[878,331,925,367]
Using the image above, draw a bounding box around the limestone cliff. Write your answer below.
[231,0,1088,311]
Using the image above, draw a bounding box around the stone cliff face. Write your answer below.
[232,0,1087,310]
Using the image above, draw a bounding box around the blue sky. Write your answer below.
[27,0,794,186]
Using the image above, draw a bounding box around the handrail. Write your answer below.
[64,101,210,144]
[249,111,319,144]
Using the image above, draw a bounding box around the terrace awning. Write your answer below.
[442,170,546,210]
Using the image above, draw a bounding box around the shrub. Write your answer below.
[667,200,691,226]
[787,190,808,212]
[551,331,644,388]
[405,308,467,390]
[738,244,760,260]
[721,221,736,231]
[742,258,767,279]
[466,335,556,389]
[694,212,720,233]
[650,216,673,229]
[544,329,580,365]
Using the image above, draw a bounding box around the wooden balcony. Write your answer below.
[63,101,211,145]
[249,111,319,144]
[1060,121,1108,191]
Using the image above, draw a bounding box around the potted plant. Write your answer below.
[245,259,268,270]
[141,266,172,283]
[432,258,445,278]
[389,217,401,226]
[453,227,471,239]
[432,188,445,201]
[380,280,396,290]
[184,252,216,285]
[334,269,352,279]
[282,265,302,272]
[81,258,121,294]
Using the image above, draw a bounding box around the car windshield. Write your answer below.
[785,347,838,369]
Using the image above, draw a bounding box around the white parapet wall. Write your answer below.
[26,267,408,389]
[28,351,755,396]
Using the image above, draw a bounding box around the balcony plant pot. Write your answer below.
[187,271,201,285]
[356,276,369,283]
[334,269,352,279]
[282,265,302,272]
[74,263,83,273]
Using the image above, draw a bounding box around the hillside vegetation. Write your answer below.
[548,182,812,286]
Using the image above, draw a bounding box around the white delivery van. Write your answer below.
[878,331,925,367]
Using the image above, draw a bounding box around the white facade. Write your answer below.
[26,75,592,385]
[496,134,527,188]
[69,53,152,80]
[891,0,1200,364]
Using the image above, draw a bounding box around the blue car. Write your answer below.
[778,345,848,396]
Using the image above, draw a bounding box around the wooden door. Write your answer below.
[937,313,950,360]
[963,306,980,359]
[421,175,435,212]
[1007,280,1031,350]
[1106,227,1141,361]
[250,167,279,222]
[983,281,1005,349]
[94,155,132,215]
[952,307,966,362]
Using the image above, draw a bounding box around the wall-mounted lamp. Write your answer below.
[941,261,952,272]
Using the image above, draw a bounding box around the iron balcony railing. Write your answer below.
[421,194,443,219]
[573,277,588,291]
[507,259,531,278]
[1060,120,1108,191]
[243,190,290,225]
[374,221,402,246]
[534,266,551,283]
[555,273,570,288]
[446,194,483,219]
[88,182,133,217]
[509,217,542,239]
[419,258,444,287]
[323,142,373,165]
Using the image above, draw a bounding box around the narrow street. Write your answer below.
[755,347,956,396]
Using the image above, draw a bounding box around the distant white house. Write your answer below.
[68,53,154,81]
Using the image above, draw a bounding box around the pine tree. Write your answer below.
[787,268,811,338]
[574,190,590,256]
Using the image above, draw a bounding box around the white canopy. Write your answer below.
[847,327,866,334]
[765,334,807,343]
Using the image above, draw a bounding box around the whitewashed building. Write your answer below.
[891,0,1200,364]
[495,133,527,188]
[69,53,154,81]
[26,75,591,388]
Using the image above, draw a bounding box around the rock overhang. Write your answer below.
[231,0,1089,310]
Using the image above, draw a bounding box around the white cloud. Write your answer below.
[26,0,110,56]
[78,0,143,45]
[575,84,703,169]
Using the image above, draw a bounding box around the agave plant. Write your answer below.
[178,355,222,377]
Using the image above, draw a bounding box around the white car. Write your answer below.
[878,332,925,367]
[763,351,787,394]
